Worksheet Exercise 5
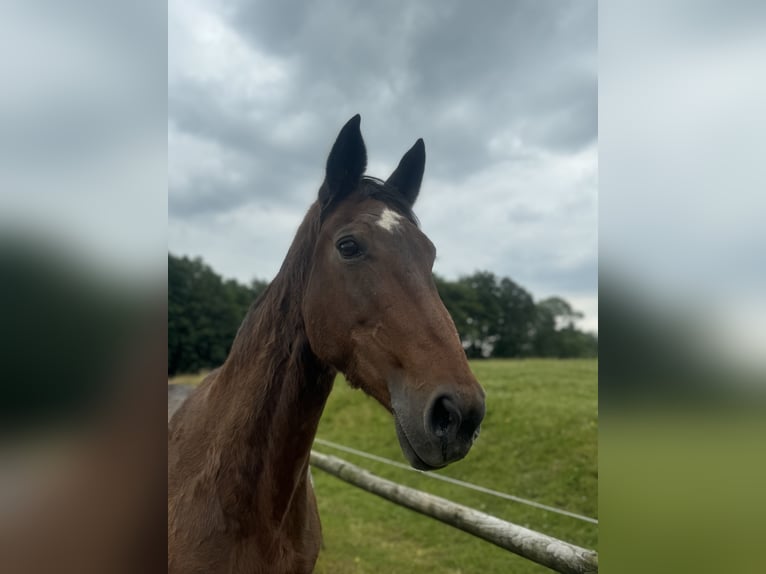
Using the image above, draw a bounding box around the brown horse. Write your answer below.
[168,115,486,574]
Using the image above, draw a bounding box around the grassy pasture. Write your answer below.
[170,359,598,573]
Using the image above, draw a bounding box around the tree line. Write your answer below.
[169,253,597,375]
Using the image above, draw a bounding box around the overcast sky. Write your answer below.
[168,0,598,332]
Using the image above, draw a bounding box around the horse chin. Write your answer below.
[394,417,445,471]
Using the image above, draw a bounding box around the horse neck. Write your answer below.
[207,203,335,530]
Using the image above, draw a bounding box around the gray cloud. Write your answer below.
[512,255,598,295]
[216,0,597,175]
[169,0,597,325]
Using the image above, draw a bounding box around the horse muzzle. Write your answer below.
[391,383,485,471]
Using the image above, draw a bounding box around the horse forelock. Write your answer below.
[319,177,419,227]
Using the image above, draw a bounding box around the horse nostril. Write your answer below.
[428,395,462,440]
[460,403,485,444]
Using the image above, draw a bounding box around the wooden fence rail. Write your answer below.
[310,451,598,574]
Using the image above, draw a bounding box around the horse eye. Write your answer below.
[337,238,361,259]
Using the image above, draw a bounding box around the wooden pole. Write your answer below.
[310,451,598,574]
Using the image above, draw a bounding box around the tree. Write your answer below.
[532,297,596,358]
[436,272,537,358]
[491,277,537,358]
[168,254,268,375]
[435,274,597,359]
[434,273,485,358]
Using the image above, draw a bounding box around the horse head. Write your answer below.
[303,115,486,470]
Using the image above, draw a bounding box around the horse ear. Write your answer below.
[386,139,425,206]
[319,114,367,208]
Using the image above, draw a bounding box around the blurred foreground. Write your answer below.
[0,2,165,572]
[600,1,766,571]
[0,239,167,574]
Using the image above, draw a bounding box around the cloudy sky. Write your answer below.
[169,0,598,332]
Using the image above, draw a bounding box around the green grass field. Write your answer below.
[171,359,598,573]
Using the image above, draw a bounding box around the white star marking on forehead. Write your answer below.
[377,208,403,232]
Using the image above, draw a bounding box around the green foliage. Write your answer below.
[435,272,597,359]
[168,254,267,375]
[532,297,597,358]
[168,254,596,375]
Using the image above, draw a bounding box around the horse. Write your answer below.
[168,115,486,574]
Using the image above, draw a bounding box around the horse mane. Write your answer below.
[320,177,419,226]
[226,202,325,385]
[201,202,331,538]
